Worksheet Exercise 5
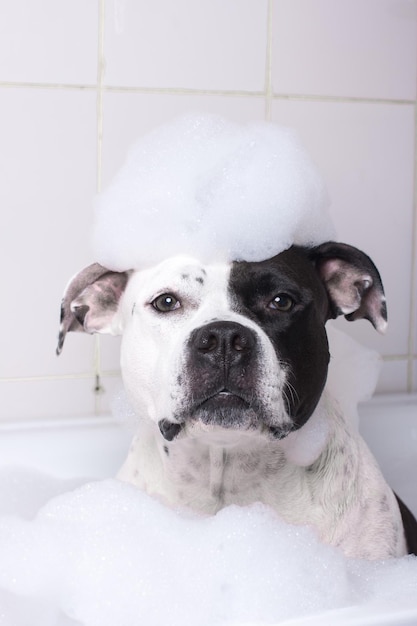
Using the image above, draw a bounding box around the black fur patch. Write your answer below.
[395,492,417,555]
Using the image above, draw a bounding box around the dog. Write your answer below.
[57,241,417,559]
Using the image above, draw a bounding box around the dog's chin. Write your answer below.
[159,392,293,443]
[196,392,255,425]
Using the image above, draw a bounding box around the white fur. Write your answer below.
[104,256,405,559]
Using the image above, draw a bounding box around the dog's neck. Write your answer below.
[158,431,288,513]
[118,393,341,516]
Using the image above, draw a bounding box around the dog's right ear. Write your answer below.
[56,263,130,355]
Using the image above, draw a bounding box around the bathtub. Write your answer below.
[358,393,417,517]
[0,393,415,626]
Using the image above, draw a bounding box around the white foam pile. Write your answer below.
[0,471,416,626]
[93,114,335,270]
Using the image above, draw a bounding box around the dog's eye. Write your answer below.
[152,293,181,313]
[269,294,294,312]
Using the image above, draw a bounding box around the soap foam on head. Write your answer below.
[93,114,335,271]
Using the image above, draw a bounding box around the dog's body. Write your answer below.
[58,243,417,559]
[118,396,406,559]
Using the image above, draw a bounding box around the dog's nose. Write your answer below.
[191,321,256,365]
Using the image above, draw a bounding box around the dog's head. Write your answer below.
[57,243,386,443]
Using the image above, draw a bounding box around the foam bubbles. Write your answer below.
[93,114,335,271]
[0,474,416,626]
[326,323,382,429]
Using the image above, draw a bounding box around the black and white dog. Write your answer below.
[57,242,417,559]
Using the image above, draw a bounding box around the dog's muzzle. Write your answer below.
[158,321,291,442]
[189,320,257,408]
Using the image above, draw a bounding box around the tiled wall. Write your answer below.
[1,0,416,421]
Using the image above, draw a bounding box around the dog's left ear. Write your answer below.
[56,263,130,355]
[309,242,387,333]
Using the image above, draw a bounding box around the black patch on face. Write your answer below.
[195,276,204,285]
[228,246,331,430]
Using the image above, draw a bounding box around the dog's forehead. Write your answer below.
[229,247,326,301]
[232,248,310,284]
[126,255,231,300]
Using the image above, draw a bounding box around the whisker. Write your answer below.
[282,378,300,418]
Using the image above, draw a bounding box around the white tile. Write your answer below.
[272,99,415,356]
[0,0,98,84]
[375,359,409,394]
[0,87,98,379]
[101,91,266,187]
[104,0,268,91]
[272,0,417,100]
[413,243,417,356]
[0,378,96,422]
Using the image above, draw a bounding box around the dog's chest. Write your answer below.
[160,439,291,512]
[118,417,408,558]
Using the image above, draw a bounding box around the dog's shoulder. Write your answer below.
[303,398,408,558]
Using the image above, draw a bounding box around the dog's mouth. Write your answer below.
[158,389,293,442]
[192,387,254,425]
[199,389,250,412]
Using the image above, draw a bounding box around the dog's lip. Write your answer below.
[204,388,248,402]
[197,389,252,411]
[214,390,241,400]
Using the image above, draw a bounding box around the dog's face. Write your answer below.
[118,248,330,442]
[57,243,387,445]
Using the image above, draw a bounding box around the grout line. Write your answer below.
[382,354,416,362]
[0,81,97,91]
[93,335,106,414]
[0,80,414,108]
[407,87,417,392]
[93,335,103,389]
[103,85,266,98]
[94,0,107,414]
[0,369,123,385]
[273,92,415,107]
[96,0,106,195]
[264,0,274,121]
[0,414,120,432]
[0,80,262,98]
[0,373,96,383]
[96,369,121,377]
